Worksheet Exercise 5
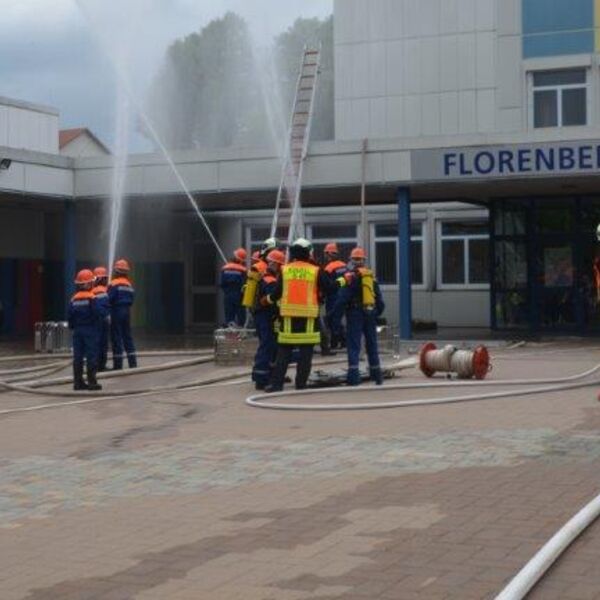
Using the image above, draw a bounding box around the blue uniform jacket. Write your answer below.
[68,291,100,329]
[220,262,246,295]
[332,269,385,319]
[92,285,111,319]
[108,277,135,308]
[256,272,278,316]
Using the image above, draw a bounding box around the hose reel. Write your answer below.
[419,343,490,380]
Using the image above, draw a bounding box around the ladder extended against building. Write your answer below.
[270,45,321,245]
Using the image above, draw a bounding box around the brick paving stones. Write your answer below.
[1,344,600,598]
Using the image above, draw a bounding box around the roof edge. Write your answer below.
[0,95,59,116]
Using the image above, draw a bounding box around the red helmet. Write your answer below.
[350,247,366,260]
[75,269,95,284]
[234,248,247,261]
[251,251,260,262]
[114,258,130,273]
[94,266,108,278]
[324,242,339,255]
[267,249,286,265]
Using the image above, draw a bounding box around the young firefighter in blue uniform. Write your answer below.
[220,248,247,326]
[109,258,137,370]
[92,266,110,372]
[252,249,285,390]
[333,247,385,386]
[68,269,102,391]
[323,242,347,349]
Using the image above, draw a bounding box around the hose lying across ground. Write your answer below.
[245,361,600,410]
[2,344,600,597]
[495,491,600,600]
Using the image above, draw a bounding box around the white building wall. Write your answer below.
[334,0,509,141]
[60,134,108,158]
[0,98,59,154]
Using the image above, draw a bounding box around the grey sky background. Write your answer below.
[0,0,332,151]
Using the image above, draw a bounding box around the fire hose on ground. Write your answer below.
[2,343,600,598]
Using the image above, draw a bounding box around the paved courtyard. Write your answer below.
[2,343,600,599]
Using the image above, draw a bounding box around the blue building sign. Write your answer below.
[411,141,600,181]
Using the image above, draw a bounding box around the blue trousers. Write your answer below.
[97,319,109,371]
[346,308,382,385]
[73,326,98,379]
[111,308,137,369]
[224,294,245,326]
[252,312,276,386]
[325,294,345,344]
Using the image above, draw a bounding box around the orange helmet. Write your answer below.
[266,249,286,265]
[324,242,339,255]
[74,269,95,284]
[233,247,247,261]
[94,266,108,278]
[251,251,260,263]
[114,258,130,273]
[350,247,366,260]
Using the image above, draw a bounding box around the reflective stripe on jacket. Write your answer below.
[277,316,320,345]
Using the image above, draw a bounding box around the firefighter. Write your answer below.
[257,237,278,273]
[109,258,137,370]
[323,242,347,349]
[68,269,102,391]
[334,247,385,386]
[252,249,285,390]
[242,238,278,312]
[92,266,111,372]
[220,248,247,326]
[263,238,332,392]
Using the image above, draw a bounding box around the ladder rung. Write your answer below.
[305,50,319,55]
[294,111,309,115]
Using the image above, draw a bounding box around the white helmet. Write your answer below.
[291,237,312,251]
[261,237,278,254]
[596,224,600,242]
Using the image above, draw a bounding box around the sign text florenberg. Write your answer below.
[411,141,600,181]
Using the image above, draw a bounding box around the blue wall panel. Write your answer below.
[523,0,595,57]
[523,31,594,57]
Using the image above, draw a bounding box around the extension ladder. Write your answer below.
[270,45,321,245]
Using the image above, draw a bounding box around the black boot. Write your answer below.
[86,366,102,391]
[127,354,138,369]
[73,363,88,391]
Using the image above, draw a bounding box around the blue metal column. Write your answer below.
[397,187,412,339]
[64,200,76,316]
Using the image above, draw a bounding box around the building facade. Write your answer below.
[2,0,600,337]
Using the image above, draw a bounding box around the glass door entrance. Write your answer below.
[492,196,600,334]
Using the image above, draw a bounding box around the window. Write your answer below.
[437,221,489,288]
[247,226,289,255]
[308,223,357,264]
[371,222,425,287]
[532,69,587,128]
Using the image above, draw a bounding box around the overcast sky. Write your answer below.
[0,0,332,151]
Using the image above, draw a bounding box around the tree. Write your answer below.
[146,12,257,150]
[145,12,334,150]
[274,16,334,142]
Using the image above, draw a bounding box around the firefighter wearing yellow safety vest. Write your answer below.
[332,247,385,386]
[262,238,333,393]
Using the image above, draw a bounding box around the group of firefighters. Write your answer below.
[68,239,383,393]
[220,236,385,392]
[68,259,136,390]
